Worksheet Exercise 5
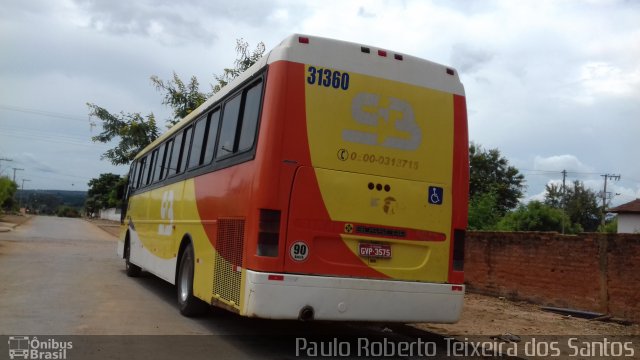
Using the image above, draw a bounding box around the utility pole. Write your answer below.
[12,167,24,183]
[600,173,621,228]
[19,179,30,210]
[0,157,13,175]
[561,169,567,234]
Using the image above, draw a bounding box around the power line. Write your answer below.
[0,125,97,143]
[0,104,88,122]
[520,168,602,176]
[0,129,110,149]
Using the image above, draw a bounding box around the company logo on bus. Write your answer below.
[355,225,406,238]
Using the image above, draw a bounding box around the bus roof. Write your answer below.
[134,34,463,160]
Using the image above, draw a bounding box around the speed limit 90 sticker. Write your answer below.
[290,241,309,262]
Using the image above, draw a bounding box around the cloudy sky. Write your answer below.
[1,0,638,207]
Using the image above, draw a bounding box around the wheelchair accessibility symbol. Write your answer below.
[428,186,443,205]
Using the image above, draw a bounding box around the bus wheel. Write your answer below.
[124,240,141,277]
[177,244,208,317]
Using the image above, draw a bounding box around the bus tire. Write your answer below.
[124,238,141,277]
[177,244,208,317]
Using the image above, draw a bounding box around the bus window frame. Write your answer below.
[212,77,265,171]
[128,70,265,196]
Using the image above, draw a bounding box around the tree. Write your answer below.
[543,183,564,208]
[469,143,525,216]
[86,173,124,215]
[87,106,160,166]
[544,180,601,232]
[89,39,265,165]
[497,201,576,232]
[150,73,207,127]
[468,191,501,230]
[0,176,18,210]
[212,39,266,94]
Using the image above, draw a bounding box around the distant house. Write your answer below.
[609,199,640,233]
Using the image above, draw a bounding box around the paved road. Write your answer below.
[0,216,471,359]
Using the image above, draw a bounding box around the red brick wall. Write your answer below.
[465,232,640,322]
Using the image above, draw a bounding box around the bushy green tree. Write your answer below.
[468,191,501,230]
[0,176,18,210]
[150,73,207,127]
[544,181,601,232]
[87,106,160,166]
[469,143,525,219]
[497,201,577,232]
[86,173,123,214]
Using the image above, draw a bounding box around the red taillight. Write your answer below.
[451,285,463,292]
[298,36,309,44]
[394,54,403,61]
[453,229,465,271]
[377,50,387,57]
[268,275,284,281]
[446,68,455,75]
[258,209,281,257]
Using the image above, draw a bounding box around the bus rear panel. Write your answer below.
[241,35,468,322]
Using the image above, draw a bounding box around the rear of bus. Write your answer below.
[243,35,468,323]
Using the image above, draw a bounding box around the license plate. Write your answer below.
[358,243,392,258]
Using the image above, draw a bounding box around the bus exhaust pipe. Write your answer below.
[299,306,314,321]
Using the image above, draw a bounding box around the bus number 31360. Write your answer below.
[307,66,350,90]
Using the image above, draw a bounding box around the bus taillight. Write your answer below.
[453,229,465,271]
[257,209,281,257]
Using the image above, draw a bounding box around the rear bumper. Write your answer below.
[242,270,464,323]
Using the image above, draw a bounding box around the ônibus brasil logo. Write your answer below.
[7,336,72,360]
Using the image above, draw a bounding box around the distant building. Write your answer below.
[609,199,640,233]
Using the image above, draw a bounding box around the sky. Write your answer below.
[1,0,639,207]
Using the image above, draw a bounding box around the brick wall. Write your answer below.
[465,232,640,322]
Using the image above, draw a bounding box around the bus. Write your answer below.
[117,34,468,323]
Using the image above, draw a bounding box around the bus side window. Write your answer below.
[168,134,183,177]
[163,139,174,180]
[137,156,147,188]
[188,118,207,169]
[178,126,193,173]
[238,80,263,151]
[152,143,166,183]
[146,149,158,186]
[216,94,242,159]
[203,109,221,164]
[130,161,139,190]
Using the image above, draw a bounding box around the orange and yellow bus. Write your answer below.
[117,34,469,322]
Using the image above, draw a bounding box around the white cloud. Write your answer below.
[533,155,593,173]
[572,62,640,104]
[610,183,640,205]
